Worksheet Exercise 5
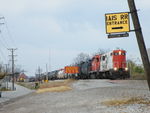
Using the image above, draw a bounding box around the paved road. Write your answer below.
[0,82,33,103]
[0,80,150,113]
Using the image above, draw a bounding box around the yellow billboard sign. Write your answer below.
[105,12,130,34]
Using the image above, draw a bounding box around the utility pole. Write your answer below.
[46,64,48,81]
[37,66,42,83]
[8,48,17,90]
[127,0,150,90]
[4,64,9,89]
[49,49,51,72]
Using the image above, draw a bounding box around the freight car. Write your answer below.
[64,66,79,79]
[56,69,66,79]
[77,60,91,79]
[47,70,58,80]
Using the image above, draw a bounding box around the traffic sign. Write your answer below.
[108,33,129,38]
[105,12,130,34]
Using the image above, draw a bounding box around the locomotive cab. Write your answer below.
[111,50,130,79]
[99,49,130,79]
[112,50,128,71]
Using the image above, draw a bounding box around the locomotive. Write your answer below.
[64,49,130,79]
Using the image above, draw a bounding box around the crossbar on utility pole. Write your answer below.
[127,0,150,90]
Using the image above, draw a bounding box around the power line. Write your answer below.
[0,31,10,48]
[3,18,17,48]
[0,36,8,49]
[0,17,8,49]
[0,16,9,62]
[0,48,7,62]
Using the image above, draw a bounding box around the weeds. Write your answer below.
[36,79,75,93]
[101,97,150,106]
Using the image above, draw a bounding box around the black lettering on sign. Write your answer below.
[107,22,111,25]
[106,16,109,21]
[125,20,128,24]
[108,16,112,21]
[120,14,128,20]
[112,15,117,20]
[106,16,108,21]
[106,15,117,21]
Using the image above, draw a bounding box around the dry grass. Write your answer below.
[0,87,11,91]
[130,73,147,80]
[17,82,36,90]
[101,97,150,106]
[0,73,6,79]
[36,79,75,93]
[36,86,72,93]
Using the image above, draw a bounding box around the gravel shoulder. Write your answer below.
[0,82,34,103]
[0,80,150,113]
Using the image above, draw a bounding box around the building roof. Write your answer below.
[18,73,28,79]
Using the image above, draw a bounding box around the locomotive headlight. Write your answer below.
[125,67,128,71]
[114,67,117,71]
[119,51,121,55]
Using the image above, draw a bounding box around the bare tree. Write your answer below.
[93,48,109,56]
[73,53,90,65]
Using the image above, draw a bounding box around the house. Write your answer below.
[17,73,28,82]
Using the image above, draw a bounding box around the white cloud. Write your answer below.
[0,0,26,15]
[136,0,150,10]
[0,0,72,16]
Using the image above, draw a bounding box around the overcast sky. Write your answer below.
[0,0,150,76]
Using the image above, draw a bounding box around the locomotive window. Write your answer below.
[110,53,112,56]
[96,58,99,62]
[121,53,126,55]
[102,56,105,61]
[114,53,119,55]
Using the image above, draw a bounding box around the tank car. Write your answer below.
[78,60,91,79]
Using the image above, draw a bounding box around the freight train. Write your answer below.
[41,49,130,80]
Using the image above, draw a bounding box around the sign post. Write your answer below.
[127,0,150,90]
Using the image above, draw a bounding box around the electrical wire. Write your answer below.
[0,33,9,49]
[3,17,17,48]
[0,38,7,49]
[0,16,15,64]
[0,48,7,62]
[0,31,10,48]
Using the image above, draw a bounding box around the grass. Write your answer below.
[0,87,11,91]
[130,73,147,80]
[101,97,150,106]
[16,82,36,90]
[36,86,72,93]
[36,79,75,93]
